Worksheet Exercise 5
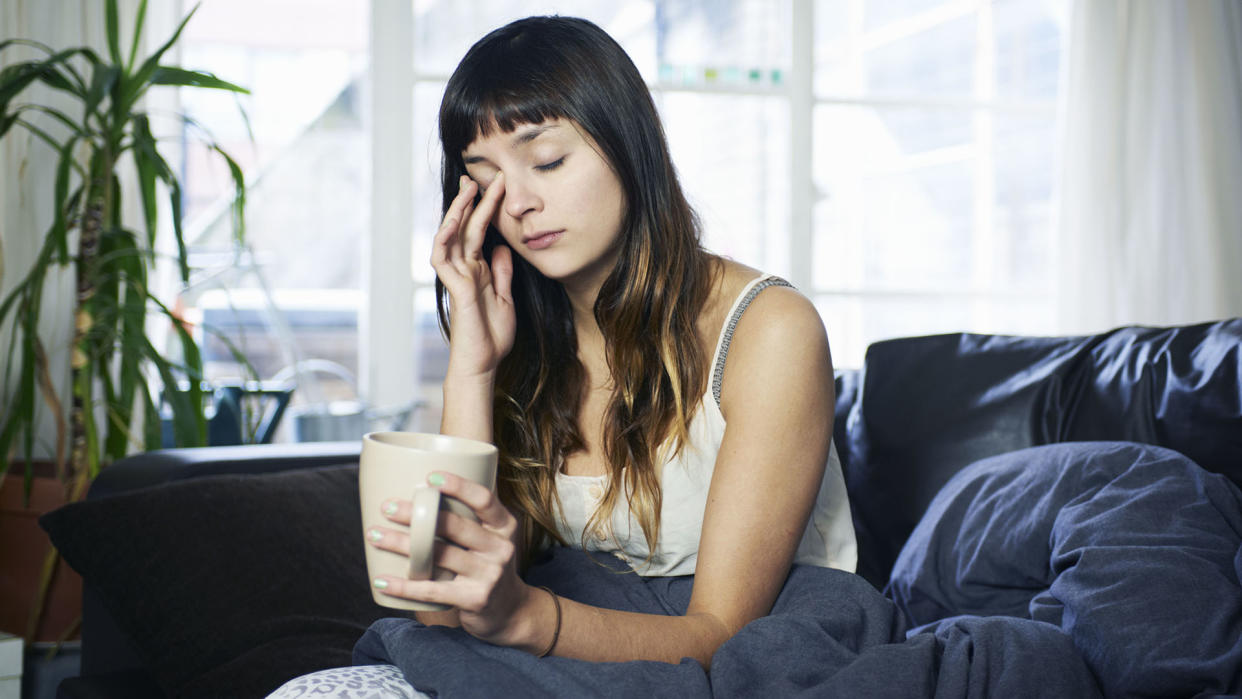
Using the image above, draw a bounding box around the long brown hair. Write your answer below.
[436,16,715,563]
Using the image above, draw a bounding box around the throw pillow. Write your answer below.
[40,464,395,697]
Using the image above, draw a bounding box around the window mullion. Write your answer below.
[365,0,416,412]
[790,0,814,291]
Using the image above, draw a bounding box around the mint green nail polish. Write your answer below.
[428,473,445,486]
[367,529,383,543]
[383,502,399,516]
[373,578,389,590]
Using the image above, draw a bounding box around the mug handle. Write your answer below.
[407,485,442,580]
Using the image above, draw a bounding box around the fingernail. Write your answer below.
[367,528,383,543]
[428,473,445,487]
[383,501,399,516]
[373,578,389,590]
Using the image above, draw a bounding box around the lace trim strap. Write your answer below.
[710,276,793,407]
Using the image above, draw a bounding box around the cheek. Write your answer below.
[491,217,522,247]
[573,169,626,228]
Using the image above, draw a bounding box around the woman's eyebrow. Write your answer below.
[511,123,560,147]
[463,124,562,165]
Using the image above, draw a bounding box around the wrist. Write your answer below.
[504,584,560,656]
[442,363,497,389]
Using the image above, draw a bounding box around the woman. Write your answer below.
[272,14,854,696]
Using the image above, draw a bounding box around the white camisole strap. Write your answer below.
[709,275,793,407]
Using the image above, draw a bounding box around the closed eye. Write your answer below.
[535,157,565,172]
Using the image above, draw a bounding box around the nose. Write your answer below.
[501,173,541,219]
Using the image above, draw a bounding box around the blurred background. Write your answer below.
[5,0,1240,443]
[176,0,1070,436]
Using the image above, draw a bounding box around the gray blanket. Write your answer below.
[355,441,1242,697]
[355,535,1096,697]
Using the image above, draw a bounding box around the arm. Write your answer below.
[372,287,836,666]
[414,173,515,627]
[434,171,513,445]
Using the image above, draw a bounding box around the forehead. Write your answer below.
[463,119,572,156]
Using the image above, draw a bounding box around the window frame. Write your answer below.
[369,0,1061,386]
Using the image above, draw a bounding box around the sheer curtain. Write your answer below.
[0,0,163,454]
[1053,0,1242,335]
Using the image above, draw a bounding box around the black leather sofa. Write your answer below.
[44,320,1242,697]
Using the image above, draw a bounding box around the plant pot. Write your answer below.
[0,465,82,642]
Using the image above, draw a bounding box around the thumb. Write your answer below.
[491,244,514,303]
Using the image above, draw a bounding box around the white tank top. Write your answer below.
[553,275,858,576]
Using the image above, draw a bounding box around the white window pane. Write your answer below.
[993,0,1068,101]
[815,159,975,292]
[815,293,1055,370]
[868,13,976,97]
[655,0,791,86]
[814,1,978,99]
[813,104,976,292]
[993,114,1056,293]
[413,1,659,79]
[178,2,370,394]
[659,93,790,273]
[861,0,956,31]
[813,103,1058,338]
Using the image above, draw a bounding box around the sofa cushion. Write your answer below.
[843,319,1242,588]
[40,463,392,698]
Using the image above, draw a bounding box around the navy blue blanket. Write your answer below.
[355,442,1242,697]
[354,549,1097,698]
[887,442,1242,698]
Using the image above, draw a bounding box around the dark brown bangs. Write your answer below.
[438,20,574,156]
[440,86,567,155]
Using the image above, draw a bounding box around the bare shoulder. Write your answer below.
[712,262,833,410]
[730,282,830,369]
[697,258,760,346]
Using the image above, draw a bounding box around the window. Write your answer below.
[173,0,371,436]
[400,0,1069,408]
[811,0,1067,366]
[175,0,1068,439]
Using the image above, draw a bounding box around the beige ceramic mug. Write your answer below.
[359,431,498,611]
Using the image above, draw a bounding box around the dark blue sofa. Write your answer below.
[44,320,1242,697]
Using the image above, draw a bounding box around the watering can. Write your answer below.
[160,380,294,447]
[288,400,420,442]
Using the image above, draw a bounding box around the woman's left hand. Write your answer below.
[366,472,536,647]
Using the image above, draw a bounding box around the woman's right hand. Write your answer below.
[431,173,516,378]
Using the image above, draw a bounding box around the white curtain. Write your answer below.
[0,0,160,455]
[1054,0,1242,335]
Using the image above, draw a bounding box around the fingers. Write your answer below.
[372,572,493,613]
[367,509,503,559]
[370,534,512,613]
[367,517,509,577]
[461,172,504,262]
[491,244,514,302]
[432,176,477,271]
[379,498,411,525]
[370,472,515,560]
[429,471,513,531]
[379,473,510,532]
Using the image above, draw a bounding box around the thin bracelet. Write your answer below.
[536,586,561,658]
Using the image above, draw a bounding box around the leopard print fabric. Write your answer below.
[266,664,428,698]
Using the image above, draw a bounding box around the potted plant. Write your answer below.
[0,0,248,641]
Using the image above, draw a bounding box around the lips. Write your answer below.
[523,230,564,250]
